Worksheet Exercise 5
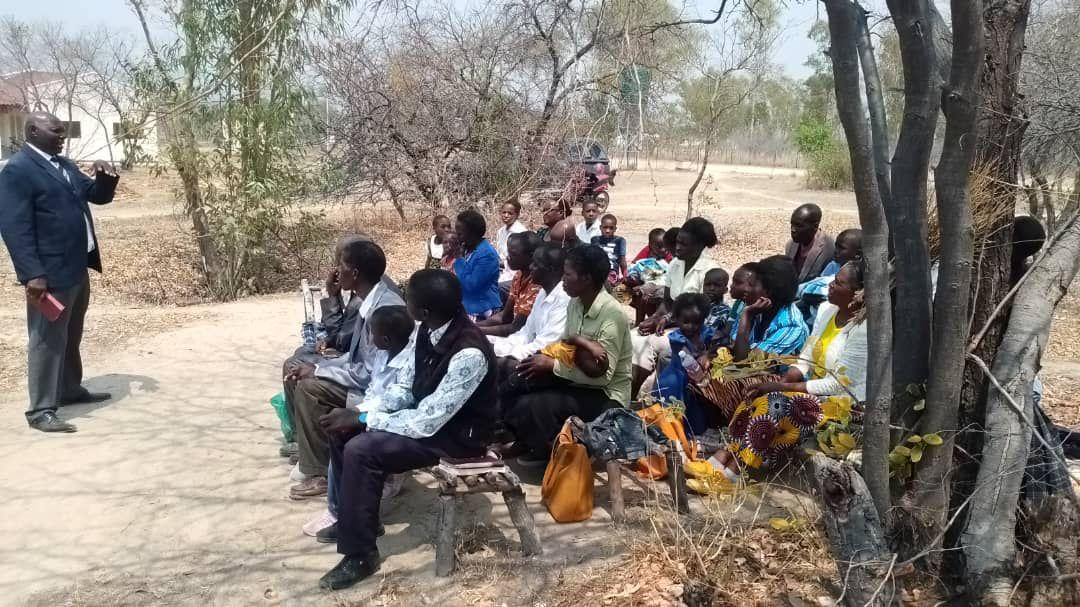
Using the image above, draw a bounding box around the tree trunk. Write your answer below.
[686,141,711,222]
[855,5,892,210]
[884,0,938,437]
[962,209,1080,605]
[906,0,985,563]
[823,0,893,525]
[952,0,1033,576]
[808,453,893,607]
[962,0,1033,427]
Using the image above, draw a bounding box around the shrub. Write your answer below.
[805,144,852,190]
[794,115,852,190]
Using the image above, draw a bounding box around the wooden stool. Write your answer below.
[603,442,690,523]
[428,466,543,577]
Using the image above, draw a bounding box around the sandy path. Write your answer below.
[0,295,632,606]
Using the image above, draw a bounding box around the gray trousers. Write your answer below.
[26,271,90,422]
[286,376,348,477]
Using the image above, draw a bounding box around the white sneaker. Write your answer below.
[382,473,404,499]
[290,463,310,482]
[302,509,337,537]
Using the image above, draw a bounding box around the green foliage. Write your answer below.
[139,0,341,300]
[805,144,852,190]
[800,20,834,123]
[795,115,833,155]
[889,433,945,480]
[795,115,850,190]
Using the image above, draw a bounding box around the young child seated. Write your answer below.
[631,227,671,264]
[703,268,733,350]
[628,227,677,323]
[726,264,755,342]
[353,305,416,417]
[496,199,528,285]
[575,199,603,243]
[424,215,452,270]
[591,213,628,286]
[653,293,715,435]
[439,231,460,273]
[306,305,416,540]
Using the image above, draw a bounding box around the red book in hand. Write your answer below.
[33,293,66,322]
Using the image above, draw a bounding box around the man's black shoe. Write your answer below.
[60,392,111,406]
[319,552,380,590]
[29,412,77,433]
[316,523,384,544]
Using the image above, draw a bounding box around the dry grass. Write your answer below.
[538,479,840,607]
[927,166,1016,261]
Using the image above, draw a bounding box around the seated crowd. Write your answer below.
[278,200,871,590]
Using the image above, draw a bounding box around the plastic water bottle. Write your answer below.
[678,350,709,387]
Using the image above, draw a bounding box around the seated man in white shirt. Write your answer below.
[489,243,569,378]
[316,269,496,590]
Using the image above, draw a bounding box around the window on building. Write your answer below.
[62,121,82,139]
[112,122,122,139]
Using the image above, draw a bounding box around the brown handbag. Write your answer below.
[541,419,594,523]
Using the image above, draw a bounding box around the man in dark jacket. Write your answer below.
[0,112,119,433]
[316,269,496,590]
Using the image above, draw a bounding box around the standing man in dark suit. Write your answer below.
[0,112,120,433]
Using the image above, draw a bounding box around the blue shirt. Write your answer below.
[728,300,745,343]
[453,239,502,315]
[705,301,732,348]
[591,235,627,272]
[795,275,834,331]
[653,327,714,435]
[746,302,809,355]
[821,260,841,277]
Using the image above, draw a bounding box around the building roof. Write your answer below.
[1,70,67,89]
[0,70,72,110]
[0,79,23,110]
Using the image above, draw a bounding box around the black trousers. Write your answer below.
[330,428,483,557]
[503,385,617,454]
[26,271,90,422]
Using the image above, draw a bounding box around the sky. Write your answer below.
[4,0,830,80]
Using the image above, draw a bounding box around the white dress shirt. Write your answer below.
[496,220,528,283]
[665,255,721,298]
[366,320,488,439]
[351,335,417,411]
[488,281,571,360]
[575,219,602,244]
[26,143,95,253]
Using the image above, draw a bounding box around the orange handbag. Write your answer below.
[634,403,698,480]
[541,420,594,523]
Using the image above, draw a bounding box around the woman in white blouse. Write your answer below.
[750,259,867,401]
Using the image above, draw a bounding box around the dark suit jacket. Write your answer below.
[0,145,118,290]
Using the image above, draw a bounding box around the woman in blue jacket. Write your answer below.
[453,209,502,320]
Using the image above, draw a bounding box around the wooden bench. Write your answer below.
[428,464,543,577]
[602,440,690,523]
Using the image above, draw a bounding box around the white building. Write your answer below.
[0,70,160,164]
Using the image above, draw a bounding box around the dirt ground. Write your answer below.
[0,162,1077,605]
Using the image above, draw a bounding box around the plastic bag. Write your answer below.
[270,392,295,443]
